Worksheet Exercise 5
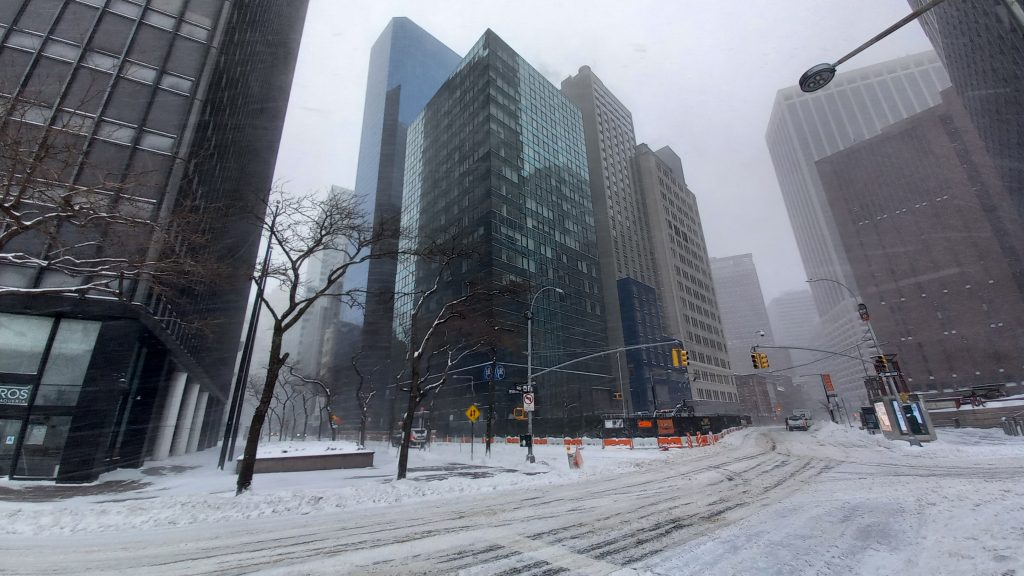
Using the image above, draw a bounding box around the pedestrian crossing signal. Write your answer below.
[672,348,689,367]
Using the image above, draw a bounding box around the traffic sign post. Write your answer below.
[466,404,479,460]
[523,393,535,412]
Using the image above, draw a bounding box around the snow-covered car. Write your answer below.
[786,415,811,431]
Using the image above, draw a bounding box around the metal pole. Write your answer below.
[218,204,277,469]
[833,0,952,68]
[525,286,562,463]
[526,300,534,464]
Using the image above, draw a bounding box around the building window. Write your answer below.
[0,313,54,374]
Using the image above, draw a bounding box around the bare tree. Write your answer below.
[394,246,515,480]
[236,188,392,494]
[287,364,337,441]
[351,353,379,449]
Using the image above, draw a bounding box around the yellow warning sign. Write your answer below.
[465,404,480,422]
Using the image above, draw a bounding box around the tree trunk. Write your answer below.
[358,406,368,448]
[236,328,287,495]
[396,377,420,480]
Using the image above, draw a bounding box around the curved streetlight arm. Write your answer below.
[798,0,951,92]
[833,0,952,68]
[806,277,857,300]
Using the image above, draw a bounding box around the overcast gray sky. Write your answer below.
[272,0,933,302]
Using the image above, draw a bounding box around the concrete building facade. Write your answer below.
[766,52,951,403]
[817,88,1024,396]
[634,146,737,413]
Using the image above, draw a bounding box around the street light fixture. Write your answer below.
[525,285,564,463]
[798,0,952,93]
[806,278,893,395]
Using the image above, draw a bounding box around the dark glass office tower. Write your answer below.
[909,0,1024,221]
[347,18,460,429]
[0,0,307,481]
[395,30,612,436]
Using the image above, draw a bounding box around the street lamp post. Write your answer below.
[807,278,894,398]
[798,0,952,92]
[526,285,563,463]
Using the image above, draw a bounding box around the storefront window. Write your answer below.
[14,415,71,478]
[36,319,102,406]
[0,313,54,374]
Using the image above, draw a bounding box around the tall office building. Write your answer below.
[395,30,612,434]
[633,145,737,413]
[295,185,354,378]
[817,88,1024,395]
[560,66,678,414]
[766,51,950,402]
[768,289,823,372]
[348,18,460,428]
[710,254,781,375]
[0,1,307,480]
[910,0,1024,220]
[561,66,734,415]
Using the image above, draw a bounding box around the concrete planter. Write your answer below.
[236,451,374,474]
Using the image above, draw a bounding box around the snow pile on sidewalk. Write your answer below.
[0,437,722,536]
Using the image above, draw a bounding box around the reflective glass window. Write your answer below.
[37,319,101,406]
[52,1,98,44]
[0,313,54,374]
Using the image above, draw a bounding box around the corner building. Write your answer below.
[0,0,307,480]
[766,52,950,403]
[395,31,612,436]
[817,88,1024,396]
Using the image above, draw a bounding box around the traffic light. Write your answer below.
[857,303,870,322]
[759,352,769,369]
[672,347,689,367]
[750,352,769,369]
[873,355,890,373]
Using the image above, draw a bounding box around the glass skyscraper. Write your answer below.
[0,0,308,481]
[346,18,460,428]
[396,30,612,435]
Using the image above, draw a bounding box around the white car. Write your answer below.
[786,415,811,431]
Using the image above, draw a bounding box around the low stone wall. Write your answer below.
[236,451,374,474]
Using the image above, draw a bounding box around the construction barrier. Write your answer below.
[564,438,583,446]
[657,437,684,448]
[602,438,633,448]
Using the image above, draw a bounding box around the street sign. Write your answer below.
[523,393,535,412]
[465,404,480,422]
[483,364,506,380]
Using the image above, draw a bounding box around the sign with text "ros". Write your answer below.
[0,384,31,406]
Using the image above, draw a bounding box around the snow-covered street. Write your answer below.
[1,425,1022,575]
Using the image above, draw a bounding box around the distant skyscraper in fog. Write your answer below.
[768,289,822,373]
[711,254,778,375]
